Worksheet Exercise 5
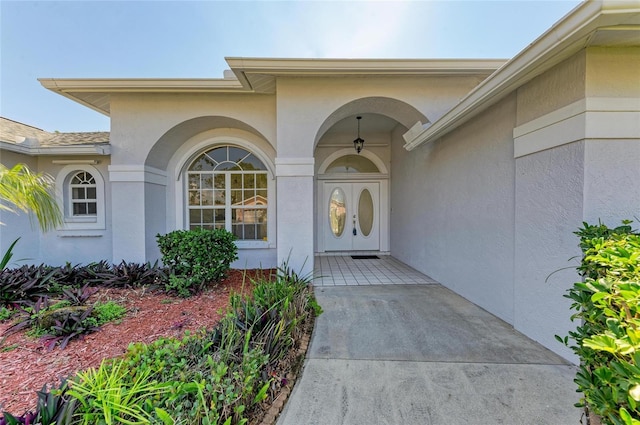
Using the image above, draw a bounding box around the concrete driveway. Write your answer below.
[277,282,582,425]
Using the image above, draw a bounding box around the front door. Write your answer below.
[324,182,379,251]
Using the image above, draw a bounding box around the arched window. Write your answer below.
[55,165,106,231]
[187,146,268,240]
[70,171,97,216]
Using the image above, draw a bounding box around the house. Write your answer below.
[1,1,638,361]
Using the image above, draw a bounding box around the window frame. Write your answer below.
[184,145,272,248]
[56,164,106,231]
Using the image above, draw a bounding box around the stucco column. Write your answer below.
[109,165,167,263]
[275,157,315,277]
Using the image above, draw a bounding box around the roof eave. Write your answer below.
[0,141,111,156]
[403,0,640,151]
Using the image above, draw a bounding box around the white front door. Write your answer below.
[323,182,379,251]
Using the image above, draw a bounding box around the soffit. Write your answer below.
[403,1,640,150]
[39,59,506,115]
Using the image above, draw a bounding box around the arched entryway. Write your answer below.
[316,148,389,253]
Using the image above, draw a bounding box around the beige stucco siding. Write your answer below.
[109,93,277,167]
[516,51,586,126]
[391,93,517,324]
[586,46,640,98]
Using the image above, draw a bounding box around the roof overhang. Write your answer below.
[0,141,110,156]
[39,58,505,116]
[403,0,640,150]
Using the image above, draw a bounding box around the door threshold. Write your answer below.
[316,251,390,257]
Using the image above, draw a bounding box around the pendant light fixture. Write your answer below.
[353,116,364,154]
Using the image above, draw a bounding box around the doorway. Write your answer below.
[323,181,380,251]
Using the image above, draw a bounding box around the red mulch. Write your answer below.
[0,269,269,416]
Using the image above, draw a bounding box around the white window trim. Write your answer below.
[177,140,275,249]
[56,164,106,231]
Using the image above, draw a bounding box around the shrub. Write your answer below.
[157,229,238,297]
[559,220,640,425]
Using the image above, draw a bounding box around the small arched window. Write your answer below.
[70,171,97,216]
[187,146,268,241]
[55,165,106,231]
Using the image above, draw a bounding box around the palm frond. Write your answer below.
[0,163,63,232]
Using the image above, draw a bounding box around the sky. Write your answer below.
[1,0,582,133]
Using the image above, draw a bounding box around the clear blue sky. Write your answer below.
[1,0,581,133]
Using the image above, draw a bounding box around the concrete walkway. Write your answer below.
[277,256,581,425]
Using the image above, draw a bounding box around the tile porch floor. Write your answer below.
[313,254,439,286]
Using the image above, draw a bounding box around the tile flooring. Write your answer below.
[313,254,440,286]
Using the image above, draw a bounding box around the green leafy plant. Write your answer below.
[559,221,640,425]
[0,238,21,271]
[93,301,126,325]
[67,359,170,425]
[40,305,99,350]
[157,229,238,297]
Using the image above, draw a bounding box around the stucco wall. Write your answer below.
[40,156,112,265]
[586,47,640,98]
[516,52,586,126]
[514,142,584,362]
[390,93,517,324]
[0,151,41,265]
[110,93,277,167]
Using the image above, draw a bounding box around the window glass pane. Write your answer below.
[214,209,225,222]
[188,190,200,206]
[243,174,255,188]
[358,189,374,237]
[329,188,346,237]
[326,155,379,173]
[257,223,267,240]
[216,161,238,171]
[243,190,256,202]
[232,224,243,239]
[202,209,213,224]
[207,147,228,164]
[228,147,249,165]
[189,155,216,171]
[231,190,242,204]
[214,174,225,189]
[214,189,225,206]
[239,154,266,171]
[189,209,201,223]
[87,203,97,215]
[256,189,267,202]
[73,203,87,215]
[230,174,242,189]
[201,175,213,190]
[201,190,213,206]
[244,224,256,240]
[72,187,85,200]
[87,187,97,199]
[188,174,200,190]
[256,174,267,189]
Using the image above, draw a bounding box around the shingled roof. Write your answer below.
[0,117,109,155]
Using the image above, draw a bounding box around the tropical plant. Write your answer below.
[157,229,238,297]
[558,220,640,425]
[0,163,63,232]
[67,359,170,425]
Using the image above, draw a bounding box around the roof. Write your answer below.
[0,117,110,156]
[403,0,640,150]
[38,59,505,116]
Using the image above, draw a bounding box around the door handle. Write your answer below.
[353,214,357,236]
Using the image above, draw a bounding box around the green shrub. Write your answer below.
[93,301,126,325]
[559,221,640,425]
[156,229,238,297]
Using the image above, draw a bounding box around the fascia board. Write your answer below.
[225,57,506,76]
[0,141,110,156]
[38,78,252,116]
[38,78,247,93]
[403,0,637,151]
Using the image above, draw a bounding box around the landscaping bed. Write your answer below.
[0,269,259,415]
